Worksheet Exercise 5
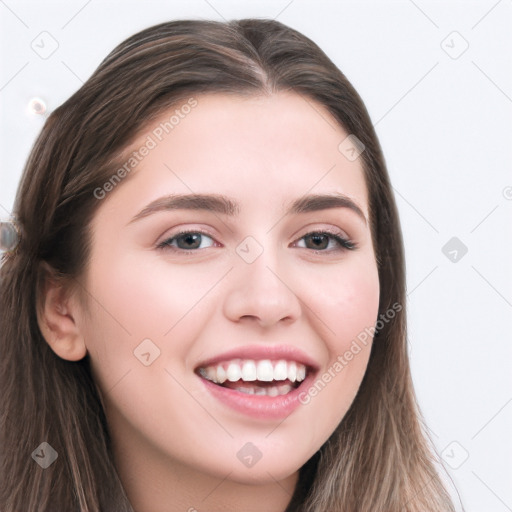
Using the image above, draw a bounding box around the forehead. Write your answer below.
[101,91,369,217]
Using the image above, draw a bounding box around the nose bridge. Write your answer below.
[242,247,284,294]
[223,235,301,327]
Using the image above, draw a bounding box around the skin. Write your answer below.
[40,92,380,512]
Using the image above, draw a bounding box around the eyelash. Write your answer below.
[156,229,357,254]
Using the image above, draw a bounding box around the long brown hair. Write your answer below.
[0,19,456,511]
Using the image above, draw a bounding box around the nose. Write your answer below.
[222,249,302,329]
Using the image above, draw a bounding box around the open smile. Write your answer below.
[195,346,318,419]
[197,358,308,396]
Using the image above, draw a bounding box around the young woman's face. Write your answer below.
[77,92,379,485]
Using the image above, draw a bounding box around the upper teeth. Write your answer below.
[199,359,307,384]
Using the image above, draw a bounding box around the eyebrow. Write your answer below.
[128,193,367,225]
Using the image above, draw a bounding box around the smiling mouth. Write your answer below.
[196,359,308,397]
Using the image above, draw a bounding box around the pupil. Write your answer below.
[178,233,201,249]
[307,234,328,250]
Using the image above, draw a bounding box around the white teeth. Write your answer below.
[199,359,308,385]
[236,386,255,394]
[256,360,274,381]
[273,360,288,381]
[205,366,217,381]
[241,360,257,381]
[232,383,294,396]
[216,365,227,384]
[287,361,297,383]
[267,386,279,397]
[278,384,293,394]
[226,362,241,382]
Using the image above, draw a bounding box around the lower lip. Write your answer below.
[198,373,316,420]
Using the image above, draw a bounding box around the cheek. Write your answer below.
[80,251,228,385]
[85,251,226,340]
[79,253,229,458]
[331,273,379,346]
[306,256,380,353]
[297,256,379,430]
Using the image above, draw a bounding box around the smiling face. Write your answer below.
[73,92,380,489]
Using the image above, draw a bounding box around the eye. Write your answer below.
[157,231,217,251]
[294,231,356,252]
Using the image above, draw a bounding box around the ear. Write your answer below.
[37,275,87,362]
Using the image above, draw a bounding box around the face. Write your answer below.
[76,92,380,485]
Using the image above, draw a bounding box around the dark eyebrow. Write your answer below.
[129,194,240,223]
[128,193,367,225]
[289,193,367,224]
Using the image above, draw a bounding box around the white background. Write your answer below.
[1,1,511,510]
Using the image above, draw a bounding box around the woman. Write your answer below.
[0,18,457,511]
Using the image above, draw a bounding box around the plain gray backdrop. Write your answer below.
[1,1,511,510]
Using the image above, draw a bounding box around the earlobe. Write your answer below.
[37,279,88,362]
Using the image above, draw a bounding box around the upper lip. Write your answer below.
[195,344,320,371]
